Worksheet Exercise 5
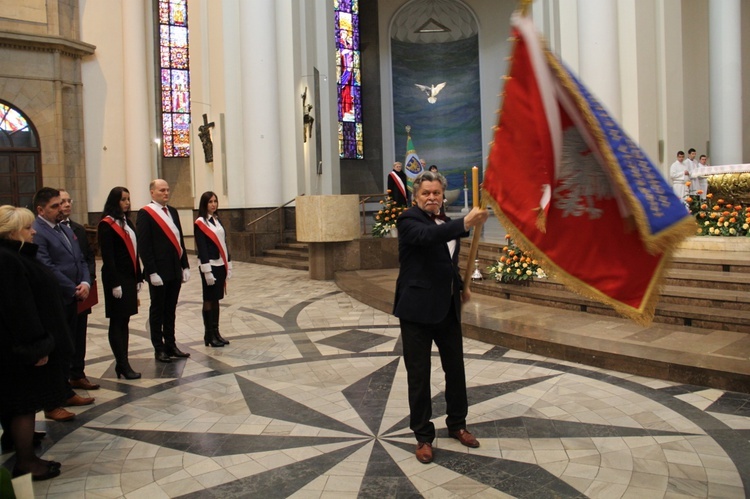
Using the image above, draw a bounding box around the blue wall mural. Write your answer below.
[392,35,482,206]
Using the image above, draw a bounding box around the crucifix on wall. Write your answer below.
[198,113,215,163]
[301,87,314,143]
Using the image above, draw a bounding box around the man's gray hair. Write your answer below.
[412,171,447,192]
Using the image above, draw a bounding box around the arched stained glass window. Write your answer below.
[335,0,363,159]
[0,101,41,208]
[159,0,191,157]
[0,103,38,149]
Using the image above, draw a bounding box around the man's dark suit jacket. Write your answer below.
[136,204,189,282]
[392,207,469,325]
[32,217,91,305]
[68,220,96,281]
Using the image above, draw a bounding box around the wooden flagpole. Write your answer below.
[462,166,486,293]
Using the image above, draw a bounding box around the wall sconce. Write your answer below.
[302,87,314,143]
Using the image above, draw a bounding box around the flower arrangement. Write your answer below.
[487,235,547,283]
[372,191,407,237]
[684,186,750,237]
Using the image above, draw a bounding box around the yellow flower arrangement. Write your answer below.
[487,235,547,283]
[372,191,407,238]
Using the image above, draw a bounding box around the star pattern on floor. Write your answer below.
[5,262,749,498]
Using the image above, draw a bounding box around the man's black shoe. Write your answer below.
[167,347,190,358]
[155,351,172,363]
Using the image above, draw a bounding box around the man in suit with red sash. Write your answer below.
[136,179,191,363]
[393,171,488,464]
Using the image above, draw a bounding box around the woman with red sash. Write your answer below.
[194,191,231,347]
[98,187,142,379]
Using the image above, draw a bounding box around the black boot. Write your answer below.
[203,310,224,347]
[212,307,230,345]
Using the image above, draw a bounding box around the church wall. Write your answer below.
[742,2,750,163]
[0,0,51,35]
[680,0,711,161]
[0,0,93,220]
[617,1,661,169]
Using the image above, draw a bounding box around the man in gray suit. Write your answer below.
[32,187,95,421]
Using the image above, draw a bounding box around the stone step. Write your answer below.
[470,279,750,333]
[262,248,308,260]
[277,242,309,252]
[251,257,309,271]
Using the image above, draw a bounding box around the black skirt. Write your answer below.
[201,264,227,301]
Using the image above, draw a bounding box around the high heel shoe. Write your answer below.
[115,365,141,380]
[204,333,224,347]
[215,331,230,345]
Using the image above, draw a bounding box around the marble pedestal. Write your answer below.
[296,195,360,280]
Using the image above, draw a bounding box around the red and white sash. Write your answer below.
[142,204,183,258]
[194,217,229,268]
[389,171,407,200]
[103,216,137,274]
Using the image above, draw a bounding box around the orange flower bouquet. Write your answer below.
[487,235,547,283]
[372,191,407,238]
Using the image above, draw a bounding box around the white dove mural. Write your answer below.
[414,82,446,104]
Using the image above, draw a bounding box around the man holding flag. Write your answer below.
[394,171,488,464]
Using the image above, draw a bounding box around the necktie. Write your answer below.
[162,206,169,219]
[55,224,72,249]
[62,220,71,227]
[209,217,215,226]
[430,212,447,222]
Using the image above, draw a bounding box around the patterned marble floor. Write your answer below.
[2,261,750,498]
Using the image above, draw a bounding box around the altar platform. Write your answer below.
[335,228,750,394]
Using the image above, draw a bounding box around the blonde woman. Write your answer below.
[0,206,69,480]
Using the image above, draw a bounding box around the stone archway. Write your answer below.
[0,101,42,209]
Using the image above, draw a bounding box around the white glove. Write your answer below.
[137,282,142,293]
[112,286,123,299]
[227,262,233,280]
[149,273,164,286]
[182,268,191,283]
[205,272,216,286]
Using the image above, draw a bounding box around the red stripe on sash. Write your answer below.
[389,171,407,200]
[104,216,137,274]
[142,204,183,259]
[195,218,230,294]
[195,218,229,268]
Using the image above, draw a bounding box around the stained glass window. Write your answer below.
[335,0,363,159]
[0,103,37,149]
[159,0,190,157]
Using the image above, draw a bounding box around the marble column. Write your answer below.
[576,0,621,120]
[121,0,154,208]
[238,0,283,207]
[709,0,742,165]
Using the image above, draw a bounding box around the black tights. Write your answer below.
[202,300,219,314]
[1,413,48,474]
[108,316,131,366]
